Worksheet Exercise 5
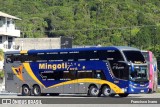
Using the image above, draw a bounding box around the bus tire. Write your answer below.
[88,86,99,97]
[33,85,41,96]
[102,85,111,97]
[118,93,129,97]
[22,85,31,96]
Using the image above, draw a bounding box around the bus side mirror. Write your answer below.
[130,63,134,72]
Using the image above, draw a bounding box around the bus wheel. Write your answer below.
[22,85,31,96]
[33,85,41,96]
[88,86,99,97]
[118,93,129,97]
[102,85,111,97]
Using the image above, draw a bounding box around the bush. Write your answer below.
[0,70,4,79]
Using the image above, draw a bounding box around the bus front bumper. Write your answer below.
[127,87,149,94]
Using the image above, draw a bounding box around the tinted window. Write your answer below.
[40,71,63,80]
[40,70,76,80]
[94,70,106,80]
[123,51,145,63]
[6,49,124,62]
[110,62,129,80]
[63,71,76,80]
[77,70,93,79]
[39,70,106,80]
[98,50,124,61]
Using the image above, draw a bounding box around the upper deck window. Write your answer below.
[98,50,124,61]
[123,51,145,63]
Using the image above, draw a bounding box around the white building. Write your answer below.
[0,11,21,70]
[0,11,21,52]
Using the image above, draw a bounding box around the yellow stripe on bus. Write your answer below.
[48,79,124,94]
[23,63,45,88]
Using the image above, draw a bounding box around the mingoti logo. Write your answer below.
[39,63,68,70]
[39,62,85,71]
[12,65,25,82]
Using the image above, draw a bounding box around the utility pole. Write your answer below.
[95,3,98,46]
[129,26,131,47]
[154,27,156,53]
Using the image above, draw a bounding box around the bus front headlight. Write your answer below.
[122,88,127,92]
[129,84,136,88]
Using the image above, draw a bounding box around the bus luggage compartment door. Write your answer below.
[77,82,86,93]
[63,80,75,94]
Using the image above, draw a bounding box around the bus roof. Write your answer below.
[141,50,152,53]
[5,46,140,54]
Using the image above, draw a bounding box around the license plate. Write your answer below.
[141,90,144,92]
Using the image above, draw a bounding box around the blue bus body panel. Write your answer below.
[29,61,109,88]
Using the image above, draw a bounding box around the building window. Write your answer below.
[8,37,13,42]
[8,37,13,49]
[7,21,10,27]
[0,17,3,27]
[0,36,2,43]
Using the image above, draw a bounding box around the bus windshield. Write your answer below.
[123,51,145,63]
[129,66,148,82]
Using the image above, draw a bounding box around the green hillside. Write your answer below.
[1,0,160,52]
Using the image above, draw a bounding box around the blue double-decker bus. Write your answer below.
[4,46,149,97]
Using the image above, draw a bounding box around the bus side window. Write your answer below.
[94,70,106,80]
[77,70,92,79]
[63,70,76,80]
